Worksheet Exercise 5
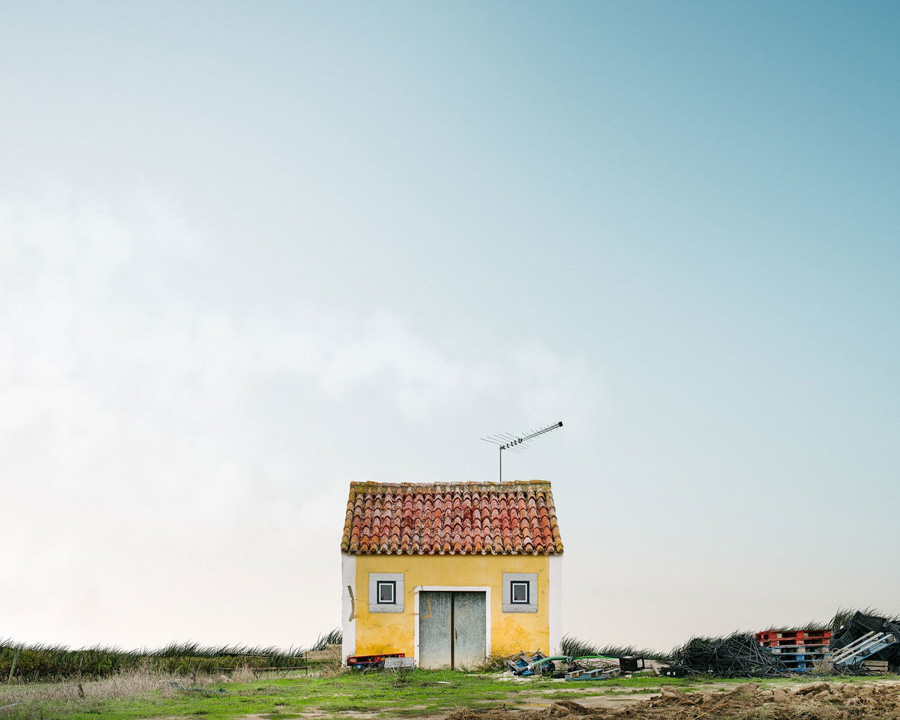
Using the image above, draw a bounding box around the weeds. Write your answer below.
[230,664,257,683]
[0,667,195,706]
[755,607,900,634]
[0,630,341,683]
[560,635,671,662]
[309,629,342,652]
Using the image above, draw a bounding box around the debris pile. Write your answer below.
[508,609,900,681]
[448,682,900,720]
[755,628,831,672]
[507,652,624,681]
[831,611,900,673]
[665,632,788,677]
[507,651,551,676]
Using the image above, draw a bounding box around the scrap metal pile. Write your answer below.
[503,610,900,682]
[831,612,900,673]
[665,613,900,678]
[507,651,628,680]
[665,633,789,678]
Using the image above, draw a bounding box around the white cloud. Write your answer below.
[0,188,603,646]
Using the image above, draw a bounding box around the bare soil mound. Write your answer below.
[449,682,900,720]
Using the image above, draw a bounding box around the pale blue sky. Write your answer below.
[2,1,898,651]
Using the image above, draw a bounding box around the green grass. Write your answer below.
[0,669,684,720]
[1,667,892,720]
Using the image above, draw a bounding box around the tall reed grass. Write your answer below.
[560,634,671,661]
[0,630,342,683]
[778,607,900,634]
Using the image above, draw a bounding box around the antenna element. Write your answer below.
[481,421,563,482]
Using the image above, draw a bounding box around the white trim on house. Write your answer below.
[413,585,492,667]
[341,553,357,664]
[548,554,563,656]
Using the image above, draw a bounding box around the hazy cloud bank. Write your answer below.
[0,188,601,646]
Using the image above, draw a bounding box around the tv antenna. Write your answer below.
[481,421,563,482]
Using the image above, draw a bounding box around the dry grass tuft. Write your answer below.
[230,663,257,683]
[0,666,214,706]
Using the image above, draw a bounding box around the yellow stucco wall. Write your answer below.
[354,554,550,659]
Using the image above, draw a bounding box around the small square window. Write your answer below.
[376,580,396,604]
[510,580,530,604]
[369,573,403,612]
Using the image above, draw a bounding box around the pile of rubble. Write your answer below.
[662,611,900,678]
[664,633,787,677]
[450,682,900,720]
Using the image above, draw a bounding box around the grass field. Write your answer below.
[2,612,896,720]
[0,668,704,720]
[3,667,894,720]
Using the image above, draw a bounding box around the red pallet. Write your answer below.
[756,630,831,643]
[756,630,831,647]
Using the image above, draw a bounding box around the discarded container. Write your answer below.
[507,651,553,676]
[346,653,405,669]
[619,656,645,672]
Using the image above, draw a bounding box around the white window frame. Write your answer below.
[502,572,538,613]
[376,580,396,605]
[510,580,530,605]
[368,572,404,613]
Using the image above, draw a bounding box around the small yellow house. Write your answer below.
[340,480,563,668]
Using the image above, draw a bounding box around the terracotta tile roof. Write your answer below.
[341,481,564,555]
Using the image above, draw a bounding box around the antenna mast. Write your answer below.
[481,421,563,482]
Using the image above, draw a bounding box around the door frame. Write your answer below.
[413,586,491,668]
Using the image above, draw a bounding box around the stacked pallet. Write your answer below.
[755,630,832,672]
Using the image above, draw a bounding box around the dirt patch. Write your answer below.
[296,711,383,720]
[447,681,900,720]
[514,689,653,712]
